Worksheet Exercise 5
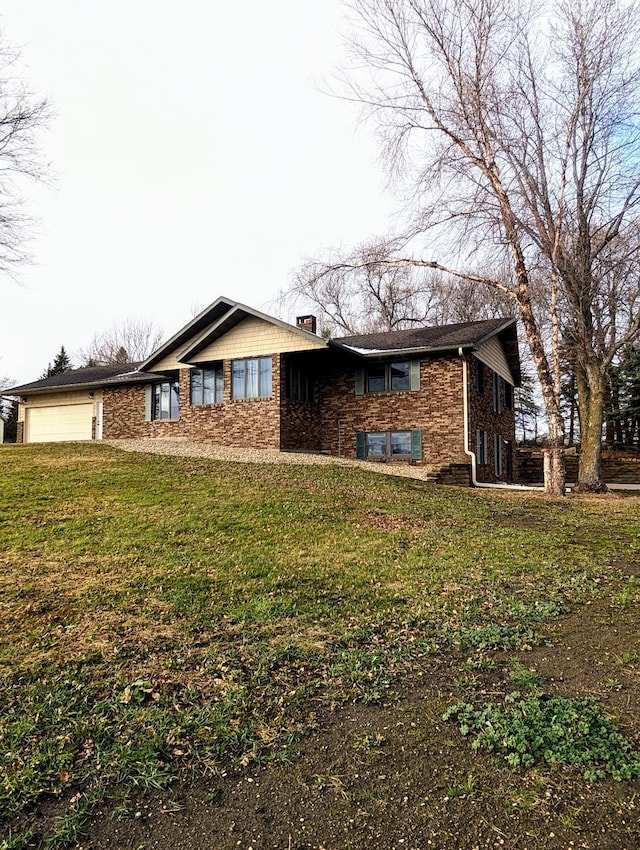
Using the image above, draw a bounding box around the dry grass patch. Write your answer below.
[1,443,639,848]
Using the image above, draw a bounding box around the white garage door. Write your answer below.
[25,404,94,443]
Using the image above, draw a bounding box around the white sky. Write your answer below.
[1,1,394,385]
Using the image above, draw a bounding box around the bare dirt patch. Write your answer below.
[29,596,636,850]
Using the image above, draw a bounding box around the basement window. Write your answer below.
[357,430,422,460]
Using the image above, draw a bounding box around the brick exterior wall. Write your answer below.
[100,350,517,485]
[103,359,282,450]
[314,354,469,474]
[469,356,517,483]
[103,385,151,439]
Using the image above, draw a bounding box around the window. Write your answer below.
[232,356,272,399]
[366,361,410,393]
[152,381,180,420]
[476,429,488,465]
[492,371,501,413]
[357,430,421,460]
[356,361,419,394]
[365,431,387,457]
[474,358,485,395]
[494,433,503,476]
[191,364,223,405]
[504,380,513,410]
[286,361,314,402]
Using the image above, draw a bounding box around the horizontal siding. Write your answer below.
[151,330,204,372]
[19,390,103,423]
[475,337,513,384]
[189,316,326,362]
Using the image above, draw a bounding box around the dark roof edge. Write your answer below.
[328,340,478,358]
[178,302,327,362]
[139,296,237,370]
[5,370,162,396]
[470,317,518,348]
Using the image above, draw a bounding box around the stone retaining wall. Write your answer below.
[517,449,640,484]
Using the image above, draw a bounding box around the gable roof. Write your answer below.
[6,306,520,396]
[5,363,153,396]
[140,296,326,370]
[332,318,520,384]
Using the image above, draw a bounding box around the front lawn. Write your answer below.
[1,443,639,848]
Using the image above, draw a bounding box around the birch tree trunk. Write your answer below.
[574,362,607,492]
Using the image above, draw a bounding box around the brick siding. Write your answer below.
[103,360,282,450]
[100,350,517,485]
[469,357,517,483]
[315,354,468,472]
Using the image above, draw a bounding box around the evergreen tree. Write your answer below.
[605,346,640,448]
[3,399,17,443]
[41,346,72,379]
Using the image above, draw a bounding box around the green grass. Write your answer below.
[1,442,639,844]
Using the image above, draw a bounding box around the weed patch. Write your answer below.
[443,692,640,781]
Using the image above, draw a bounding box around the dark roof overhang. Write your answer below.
[140,296,327,370]
[330,317,521,385]
[4,365,165,397]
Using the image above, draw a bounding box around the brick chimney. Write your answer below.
[296,314,317,334]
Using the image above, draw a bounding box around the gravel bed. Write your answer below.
[106,438,439,482]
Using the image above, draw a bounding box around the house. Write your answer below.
[5,296,521,485]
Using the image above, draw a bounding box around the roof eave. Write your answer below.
[328,340,478,358]
[179,303,327,363]
[140,296,238,370]
[6,372,160,397]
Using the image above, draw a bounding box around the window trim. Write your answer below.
[355,360,420,395]
[368,361,410,393]
[494,433,503,477]
[492,371,501,414]
[145,380,180,421]
[504,380,514,410]
[231,356,273,399]
[190,364,223,406]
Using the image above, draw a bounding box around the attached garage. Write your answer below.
[25,403,94,443]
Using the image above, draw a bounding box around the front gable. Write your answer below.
[141,297,327,373]
[183,315,326,364]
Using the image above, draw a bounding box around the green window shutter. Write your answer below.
[144,384,152,421]
[356,431,366,459]
[355,366,365,395]
[411,429,422,460]
[410,360,421,391]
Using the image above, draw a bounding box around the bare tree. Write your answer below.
[291,0,640,493]
[292,246,513,334]
[76,319,163,366]
[0,36,49,274]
